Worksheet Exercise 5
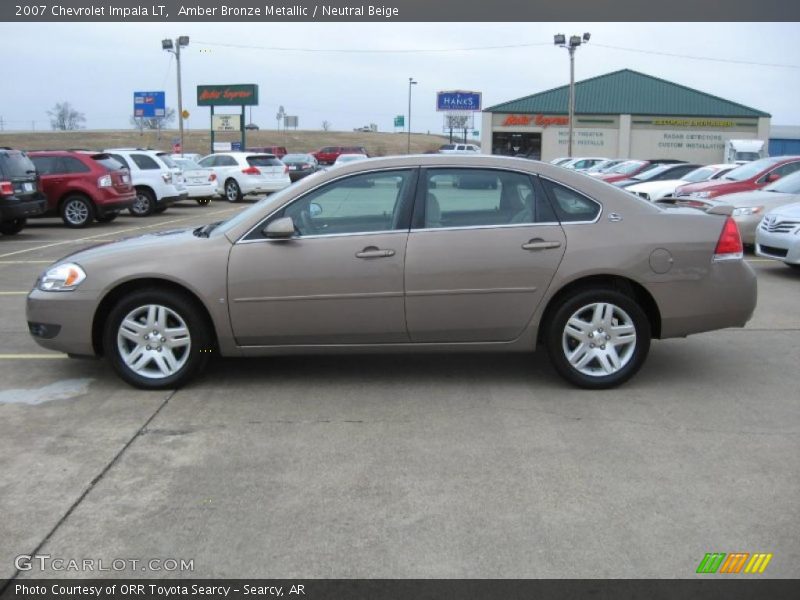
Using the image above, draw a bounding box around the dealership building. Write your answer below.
[481,69,771,163]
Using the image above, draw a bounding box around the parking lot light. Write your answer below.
[162,36,190,156]
[554,32,591,158]
[408,77,417,154]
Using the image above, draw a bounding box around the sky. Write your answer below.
[1,22,799,134]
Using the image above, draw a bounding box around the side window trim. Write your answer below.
[538,176,603,224]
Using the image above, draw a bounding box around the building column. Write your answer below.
[618,114,631,158]
[480,112,492,154]
[757,117,771,144]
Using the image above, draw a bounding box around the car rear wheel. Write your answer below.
[104,289,212,390]
[0,218,26,235]
[224,179,242,203]
[61,195,94,228]
[545,289,651,389]
[130,188,156,216]
[96,212,118,223]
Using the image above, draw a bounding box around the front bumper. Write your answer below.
[732,214,762,246]
[756,229,800,265]
[1,195,48,220]
[26,288,98,356]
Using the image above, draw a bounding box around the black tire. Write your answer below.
[60,195,95,228]
[96,212,118,223]
[0,218,26,235]
[544,288,651,389]
[103,288,213,390]
[224,178,242,203]
[130,188,156,216]
[787,263,800,271]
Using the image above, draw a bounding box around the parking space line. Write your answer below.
[0,353,68,359]
[0,291,29,295]
[0,261,52,264]
[0,208,239,260]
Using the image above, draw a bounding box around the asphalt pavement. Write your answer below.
[0,202,798,580]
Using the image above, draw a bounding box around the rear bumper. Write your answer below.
[183,183,218,199]
[1,195,48,221]
[238,177,292,195]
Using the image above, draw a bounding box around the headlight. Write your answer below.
[38,263,86,292]
[732,206,763,217]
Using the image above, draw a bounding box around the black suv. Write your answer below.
[0,148,47,235]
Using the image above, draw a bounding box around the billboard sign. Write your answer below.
[133,91,166,118]
[212,114,241,132]
[197,84,259,107]
[436,91,482,112]
[394,115,405,127]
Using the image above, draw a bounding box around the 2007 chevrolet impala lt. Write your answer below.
[26,155,757,389]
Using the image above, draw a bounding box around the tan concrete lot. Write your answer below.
[0,199,798,580]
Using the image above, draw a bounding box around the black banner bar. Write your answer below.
[2,580,800,600]
[3,0,800,22]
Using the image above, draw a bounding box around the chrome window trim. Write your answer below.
[236,166,417,244]
[537,175,603,225]
[237,229,409,244]
[409,222,561,234]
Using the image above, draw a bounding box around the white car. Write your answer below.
[171,153,205,163]
[171,158,219,205]
[333,153,369,166]
[560,157,608,171]
[104,149,188,216]
[198,152,291,202]
[438,144,480,154]
[630,163,738,202]
[755,201,800,269]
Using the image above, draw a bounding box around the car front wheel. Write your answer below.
[224,179,242,202]
[104,289,212,389]
[545,289,651,389]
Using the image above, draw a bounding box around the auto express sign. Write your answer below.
[197,84,259,106]
[436,90,482,112]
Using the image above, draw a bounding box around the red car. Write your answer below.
[311,145,369,165]
[28,151,136,228]
[675,156,800,200]
[595,159,685,184]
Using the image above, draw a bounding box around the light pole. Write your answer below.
[162,36,190,156]
[407,77,417,154]
[554,32,590,158]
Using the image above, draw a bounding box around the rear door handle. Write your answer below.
[355,246,395,259]
[522,239,562,251]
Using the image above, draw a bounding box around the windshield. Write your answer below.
[682,166,717,183]
[612,160,646,175]
[283,154,312,162]
[764,169,800,193]
[723,157,784,181]
[735,152,761,162]
[632,164,673,181]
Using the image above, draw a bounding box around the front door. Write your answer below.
[404,168,566,343]
[227,168,416,346]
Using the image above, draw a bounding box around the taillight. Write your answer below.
[713,217,743,261]
[209,173,217,182]
[161,172,173,184]
[0,181,13,196]
[242,166,261,175]
[97,174,112,188]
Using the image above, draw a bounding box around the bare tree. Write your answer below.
[130,107,177,132]
[47,102,86,131]
[321,120,331,132]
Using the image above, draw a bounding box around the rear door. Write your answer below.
[404,167,567,343]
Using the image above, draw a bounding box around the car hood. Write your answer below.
[767,201,800,219]
[678,178,746,193]
[712,190,797,207]
[626,178,685,193]
[58,228,199,266]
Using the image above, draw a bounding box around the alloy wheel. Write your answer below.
[561,302,637,377]
[116,304,191,379]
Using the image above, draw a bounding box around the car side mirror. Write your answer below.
[263,217,295,239]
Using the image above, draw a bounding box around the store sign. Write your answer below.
[197,84,259,106]
[502,114,569,127]
[437,91,482,112]
[635,118,742,128]
[212,114,241,132]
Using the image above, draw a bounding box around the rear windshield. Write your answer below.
[0,151,36,178]
[174,158,201,170]
[247,155,282,167]
[91,154,126,171]
[723,157,785,181]
[156,153,178,168]
[283,154,312,162]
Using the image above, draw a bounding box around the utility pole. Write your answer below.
[407,77,417,154]
[554,32,591,158]
[162,36,189,156]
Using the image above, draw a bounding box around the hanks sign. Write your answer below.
[196,84,259,107]
[437,91,482,112]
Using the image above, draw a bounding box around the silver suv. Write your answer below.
[104,149,188,216]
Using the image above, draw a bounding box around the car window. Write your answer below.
[30,156,61,175]
[540,179,601,223]
[130,154,160,170]
[61,156,91,174]
[217,155,239,167]
[92,154,125,171]
[247,155,282,167]
[156,153,178,169]
[764,169,800,193]
[198,156,216,168]
[768,161,800,179]
[271,169,414,237]
[421,169,553,229]
[107,154,130,169]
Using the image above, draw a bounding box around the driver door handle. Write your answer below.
[355,246,395,259]
[522,239,562,251]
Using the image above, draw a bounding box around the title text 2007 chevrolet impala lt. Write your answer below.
[26,155,756,389]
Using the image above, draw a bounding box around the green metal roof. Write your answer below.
[485,69,770,118]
